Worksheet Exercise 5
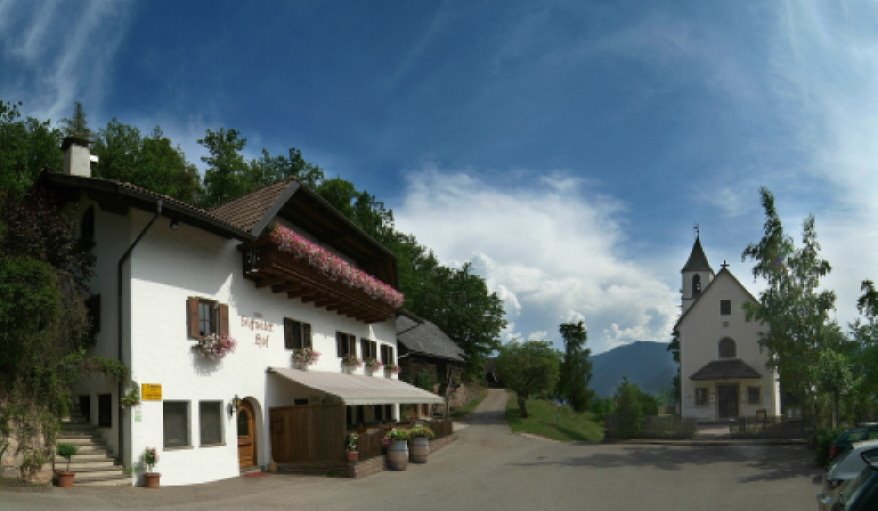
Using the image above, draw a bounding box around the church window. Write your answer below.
[720,300,731,315]
[692,274,702,296]
[747,386,761,405]
[718,337,736,358]
[695,388,708,406]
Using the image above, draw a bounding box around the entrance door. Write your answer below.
[716,384,739,419]
[237,400,256,469]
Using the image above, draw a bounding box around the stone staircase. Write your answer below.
[55,415,130,486]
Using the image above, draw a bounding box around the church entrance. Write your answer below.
[716,384,739,419]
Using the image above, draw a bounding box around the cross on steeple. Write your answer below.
[693,223,700,238]
[721,260,729,269]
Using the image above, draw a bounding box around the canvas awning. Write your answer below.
[268,367,444,405]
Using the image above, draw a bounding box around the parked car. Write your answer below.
[829,425,878,462]
[818,440,878,511]
[826,448,878,511]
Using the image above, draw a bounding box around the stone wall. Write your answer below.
[0,410,53,484]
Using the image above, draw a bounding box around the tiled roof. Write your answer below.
[210,180,292,235]
[682,236,713,272]
[689,359,761,380]
[397,312,465,363]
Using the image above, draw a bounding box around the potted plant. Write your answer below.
[292,347,320,369]
[383,364,401,377]
[364,357,383,373]
[143,447,160,488]
[385,428,409,471]
[55,442,78,488]
[341,354,362,373]
[345,432,359,462]
[193,333,237,361]
[408,425,435,463]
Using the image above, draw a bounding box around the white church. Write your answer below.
[675,235,781,421]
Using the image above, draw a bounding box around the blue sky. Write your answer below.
[2,0,877,354]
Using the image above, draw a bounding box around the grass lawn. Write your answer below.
[505,394,604,442]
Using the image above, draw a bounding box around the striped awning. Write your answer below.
[268,367,444,405]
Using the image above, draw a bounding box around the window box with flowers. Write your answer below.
[292,347,320,369]
[364,357,383,374]
[193,334,237,361]
[341,354,362,373]
[383,364,401,377]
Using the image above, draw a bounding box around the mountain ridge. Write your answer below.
[589,340,675,398]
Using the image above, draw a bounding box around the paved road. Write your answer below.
[1,389,820,510]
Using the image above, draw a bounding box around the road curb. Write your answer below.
[602,438,808,447]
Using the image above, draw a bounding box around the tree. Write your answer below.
[742,187,845,425]
[199,128,249,207]
[496,340,560,417]
[93,121,200,203]
[61,101,91,140]
[667,329,680,410]
[610,378,645,438]
[557,321,593,412]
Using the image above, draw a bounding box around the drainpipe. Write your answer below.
[117,200,163,465]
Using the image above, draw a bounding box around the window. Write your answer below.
[80,206,95,245]
[380,345,395,366]
[98,393,112,427]
[199,401,223,446]
[718,337,736,358]
[747,387,761,405]
[336,332,356,357]
[720,299,731,316]
[186,297,229,339]
[164,401,190,448]
[692,274,702,296]
[361,339,377,360]
[695,388,709,406]
[86,295,101,335]
[284,318,312,350]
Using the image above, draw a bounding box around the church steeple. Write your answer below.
[681,232,715,313]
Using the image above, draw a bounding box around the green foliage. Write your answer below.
[589,396,613,421]
[93,122,200,203]
[413,369,436,391]
[497,340,560,418]
[199,128,250,207]
[385,428,409,441]
[61,101,91,140]
[407,425,436,439]
[813,427,843,467]
[610,378,644,438]
[557,321,593,412]
[667,330,680,404]
[0,100,62,200]
[505,396,604,442]
[55,442,78,472]
[742,188,847,425]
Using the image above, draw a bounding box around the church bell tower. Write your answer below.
[681,229,714,313]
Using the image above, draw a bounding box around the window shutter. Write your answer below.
[283,318,293,350]
[303,323,312,349]
[186,297,199,339]
[218,303,229,337]
[337,332,344,357]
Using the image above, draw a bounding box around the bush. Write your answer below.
[814,427,843,467]
[610,379,644,438]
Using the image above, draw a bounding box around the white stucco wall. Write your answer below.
[679,271,781,421]
[76,204,401,486]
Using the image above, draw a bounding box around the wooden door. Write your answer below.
[716,384,739,419]
[237,400,256,469]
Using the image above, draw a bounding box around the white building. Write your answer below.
[675,236,781,421]
[45,138,441,486]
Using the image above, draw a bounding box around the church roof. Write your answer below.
[682,236,713,272]
[690,359,762,380]
[673,267,760,332]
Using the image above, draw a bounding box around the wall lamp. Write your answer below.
[228,394,242,417]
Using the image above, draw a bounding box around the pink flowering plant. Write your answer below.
[364,357,383,370]
[341,354,362,368]
[194,334,237,361]
[292,347,320,367]
[384,364,401,374]
[269,225,404,309]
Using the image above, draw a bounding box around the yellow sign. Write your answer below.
[141,383,162,401]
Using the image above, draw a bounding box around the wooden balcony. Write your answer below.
[241,241,399,324]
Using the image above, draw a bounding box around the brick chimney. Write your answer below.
[61,136,97,177]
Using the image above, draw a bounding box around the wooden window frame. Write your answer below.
[186,297,229,339]
[380,344,394,365]
[284,318,312,350]
[361,339,377,360]
[163,401,191,449]
[198,401,224,446]
[747,386,761,406]
[336,332,356,357]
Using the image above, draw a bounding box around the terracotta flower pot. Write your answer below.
[56,470,75,488]
[144,472,161,488]
[346,451,359,462]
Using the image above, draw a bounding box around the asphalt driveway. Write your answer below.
[1,389,820,510]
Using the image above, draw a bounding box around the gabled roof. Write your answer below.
[211,180,294,236]
[690,359,761,380]
[682,235,713,272]
[41,172,251,241]
[673,267,759,331]
[396,311,465,363]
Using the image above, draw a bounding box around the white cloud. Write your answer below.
[395,167,678,354]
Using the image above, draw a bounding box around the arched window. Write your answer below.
[692,274,702,296]
[719,337,736,358]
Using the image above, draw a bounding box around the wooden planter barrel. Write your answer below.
[387,440,408,470]
[410,437,429,463]
[144,472,161,488]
